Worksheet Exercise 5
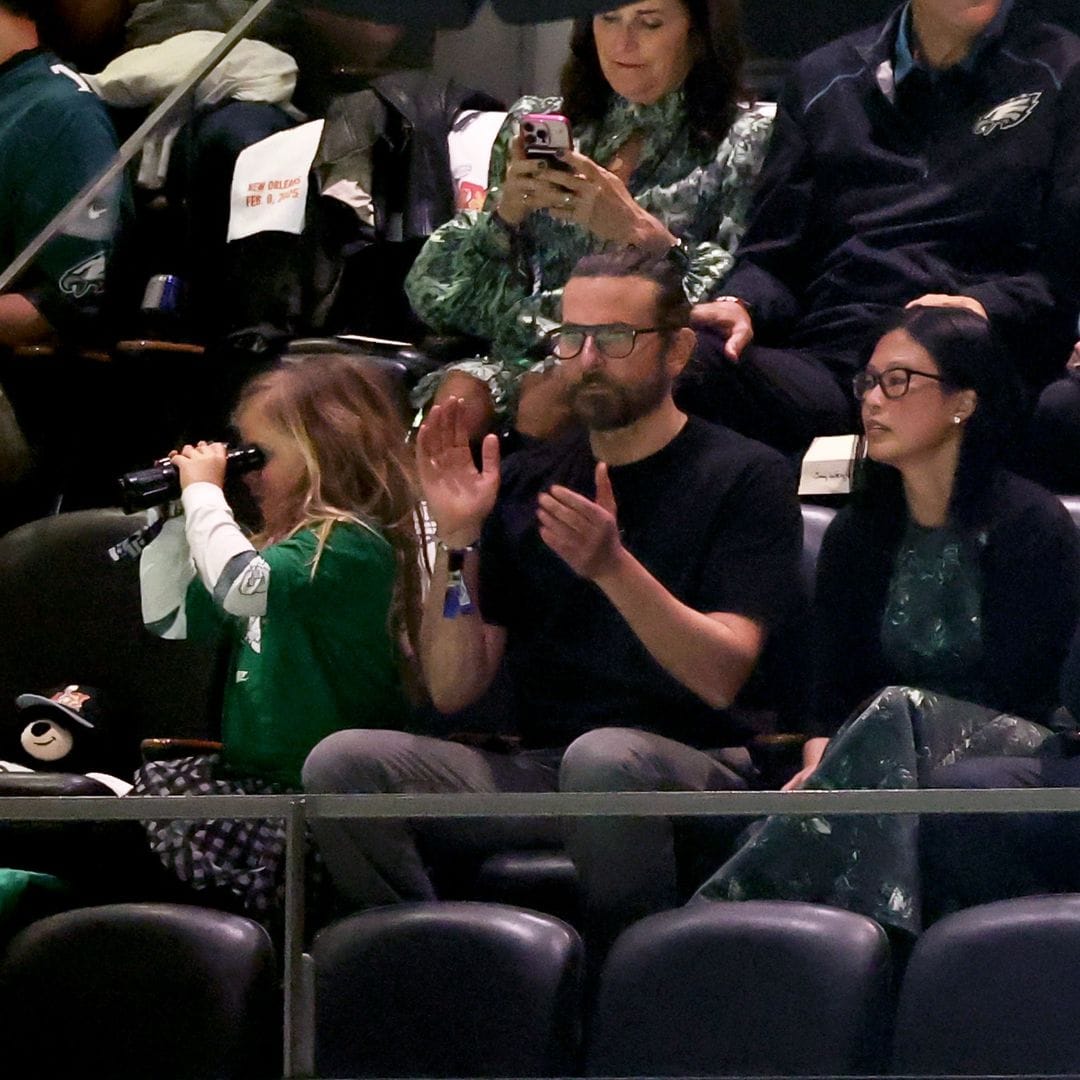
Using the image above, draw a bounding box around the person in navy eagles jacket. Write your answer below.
[678,0,1080,455]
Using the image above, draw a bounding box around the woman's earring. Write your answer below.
[953,415,962,425]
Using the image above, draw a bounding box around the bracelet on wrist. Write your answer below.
[436,538,479,555]
[437,540,478,618]
[712,294,753,314]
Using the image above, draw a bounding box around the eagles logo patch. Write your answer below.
[59,251,106,298]
[973,92,1042,135]
[237,557,271,596]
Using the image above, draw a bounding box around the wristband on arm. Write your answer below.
[439,541,478,618]
[712,295,753,315]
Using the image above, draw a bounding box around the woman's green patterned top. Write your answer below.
[404,90,774,410]
[880,520,985,702]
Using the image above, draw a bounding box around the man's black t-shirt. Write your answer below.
[478,417,803,750]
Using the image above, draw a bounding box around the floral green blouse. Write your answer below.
[404,90,774,412]
[880,521,984,702]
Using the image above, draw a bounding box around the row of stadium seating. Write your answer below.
[4,893,1080,1077]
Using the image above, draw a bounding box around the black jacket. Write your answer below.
[723,3,1080,382]
[315,71,503,245]
[811,471,1080,735]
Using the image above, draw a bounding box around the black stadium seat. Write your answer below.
[587,900,892,1077]
[312,901,583,1078]
[0,508,218,746]
[0,509,220,902]
[0,902,279,1078]
[893,894,1080,1076]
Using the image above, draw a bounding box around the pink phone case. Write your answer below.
[521,112,573,168]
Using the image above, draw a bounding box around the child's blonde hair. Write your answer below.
[235,353,424,661]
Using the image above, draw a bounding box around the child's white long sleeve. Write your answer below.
[181,482,270,619]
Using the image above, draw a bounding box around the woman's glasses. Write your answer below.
[853,367,947,400]
[547,323,669,360]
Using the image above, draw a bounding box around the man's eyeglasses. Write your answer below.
[853,366,947,400]
[546,323,671,360]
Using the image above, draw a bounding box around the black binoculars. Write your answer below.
[118,445,265,513]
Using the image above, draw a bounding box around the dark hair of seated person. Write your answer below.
[853,305,1025,538]
[560,0,747,148]
[0,0,36,20]
[570,247,692,329]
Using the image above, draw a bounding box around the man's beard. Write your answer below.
[566,366,669,432]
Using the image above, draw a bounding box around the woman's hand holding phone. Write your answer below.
[495,114,674,254]
[495,134,556,227]
[542,148,675,252]
[496,115,577,228]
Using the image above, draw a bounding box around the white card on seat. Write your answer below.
[228,119,325,242]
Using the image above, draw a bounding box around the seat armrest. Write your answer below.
[748,732,808,789]
[750,732,809,752]
[0,772,118,797]
[140,738,224,762]
[114,340,206,356]
[12,343,112,363]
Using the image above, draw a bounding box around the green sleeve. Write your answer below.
[183,576,229,644]
[404,96,555,340]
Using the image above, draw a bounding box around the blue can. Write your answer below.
[140,273,184,316]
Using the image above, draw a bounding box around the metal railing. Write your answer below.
[7,786,1080,1075]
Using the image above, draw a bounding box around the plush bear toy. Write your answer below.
[0,685,132,795]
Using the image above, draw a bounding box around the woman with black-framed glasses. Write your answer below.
[696,305,1080,935]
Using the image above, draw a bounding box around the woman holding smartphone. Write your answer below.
[405,0,772,440]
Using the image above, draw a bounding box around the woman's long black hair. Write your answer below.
[559,0,747,148]
[853,305,1025,538]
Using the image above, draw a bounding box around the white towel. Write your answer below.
[86,30,300,189]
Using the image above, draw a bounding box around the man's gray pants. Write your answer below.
[302,726,750,945]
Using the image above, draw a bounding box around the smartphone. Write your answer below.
[520,112,573,170]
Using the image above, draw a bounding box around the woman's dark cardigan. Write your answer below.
[810,470,1080,738]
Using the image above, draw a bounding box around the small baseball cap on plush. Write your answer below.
[15,685,107,732]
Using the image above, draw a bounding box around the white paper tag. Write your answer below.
[798,434,861,496]
[449,110,507,210]
[227,119,325,242]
